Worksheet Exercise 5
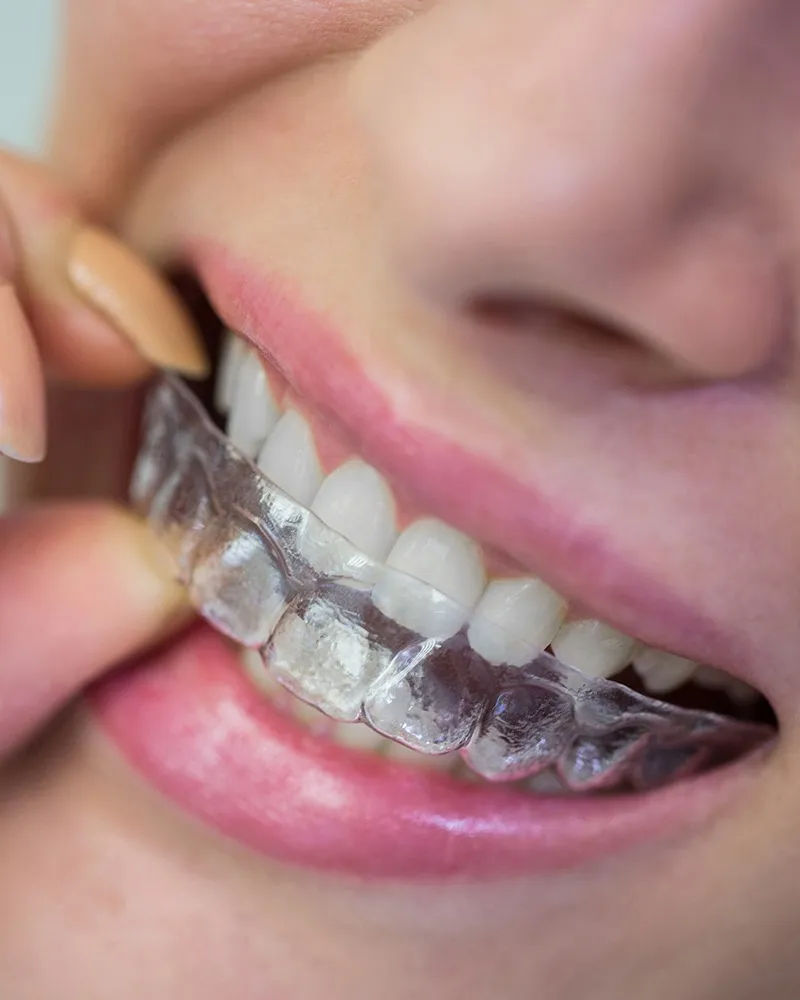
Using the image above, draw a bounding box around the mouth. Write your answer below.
[91,256,776,879]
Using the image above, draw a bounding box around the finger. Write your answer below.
[0,284,46,463]
[0,149,209,386]
[0,502,191,759]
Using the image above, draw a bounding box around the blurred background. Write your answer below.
[0,0,57,503]
[0,0,57,151]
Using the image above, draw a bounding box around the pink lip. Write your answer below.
[91,624,760,879]
[189,241,743,678]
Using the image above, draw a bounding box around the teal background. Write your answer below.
[0,0,57,151]
[0,0,57,501]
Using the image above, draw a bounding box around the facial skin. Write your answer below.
[1,0,799,996]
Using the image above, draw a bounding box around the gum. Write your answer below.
[130,375,773,793]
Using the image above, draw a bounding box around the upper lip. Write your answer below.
[185,240,756,693]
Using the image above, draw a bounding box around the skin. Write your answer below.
[1,0,799,996]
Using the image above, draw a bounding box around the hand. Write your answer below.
[0,150,207,761]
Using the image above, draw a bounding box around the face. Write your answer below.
[4,0,800,995]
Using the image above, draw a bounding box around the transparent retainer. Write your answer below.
[130,375,774,794]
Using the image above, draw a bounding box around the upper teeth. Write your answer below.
[222,332,702,693]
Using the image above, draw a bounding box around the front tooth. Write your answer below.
[372,518,486,638]
[214,331,248,414]
[310,459,398,561]
[257,410,323,505]
[632,648,696,694]
[551,619,636,678]
[227,350,281,458]
[468,577,567,666]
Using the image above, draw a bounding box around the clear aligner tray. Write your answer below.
[130,375,773,793]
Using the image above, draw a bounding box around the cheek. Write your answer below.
[54,0,421,210]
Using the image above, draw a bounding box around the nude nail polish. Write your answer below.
[66,227,210,378]
[0,285,46,463]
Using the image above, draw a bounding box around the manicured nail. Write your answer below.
[0,284,46,462]
[66,226,210,378]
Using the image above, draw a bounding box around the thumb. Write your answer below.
[0,502,191,759]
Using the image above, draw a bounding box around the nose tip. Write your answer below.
[354,1,790,381]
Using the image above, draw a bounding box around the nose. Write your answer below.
[354,0,796,380]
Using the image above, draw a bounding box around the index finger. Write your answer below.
[0,150,209,387]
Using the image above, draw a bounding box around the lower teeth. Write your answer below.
[131,374,774,794]
[240,646,577,791]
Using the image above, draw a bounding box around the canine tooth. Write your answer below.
[468,577,567,666]
[257,410,323,505]
[632,648,696,694]
[227,350,281,457]
[329,721,390,753]
[310,459,398,561]
[551,619,637,678]
[215,332,248,414]
[372,518,486,638]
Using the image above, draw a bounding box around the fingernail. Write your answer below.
[0,284,46,462]
[66,226,210,378]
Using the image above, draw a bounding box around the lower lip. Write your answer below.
[90,623,760,879]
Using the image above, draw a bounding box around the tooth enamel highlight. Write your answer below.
[550,619,637,678]
[227,349,281,458]
[372,518,486,638]
[468,577,567,666]
[214,331,248,414]
[632,648,696,694]
[310,459,398,561]
[257,410,323,505]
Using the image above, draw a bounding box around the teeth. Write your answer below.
[329,720,391,753]
[694,666,759,705]
[291,697,333,733]
[382,742,460,772]
[468,577,567,666]
[214,332,249,414]
[306,459,398,567]
[257,410,324,505]
[632,648,696,694]
[135,376,772,797]
[551,619,637,678]
[239,647,293,711]
[693,665,730,692]
[372,518,486,638]
[227,349,282,458]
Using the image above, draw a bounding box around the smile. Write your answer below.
[90,257,776,879]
